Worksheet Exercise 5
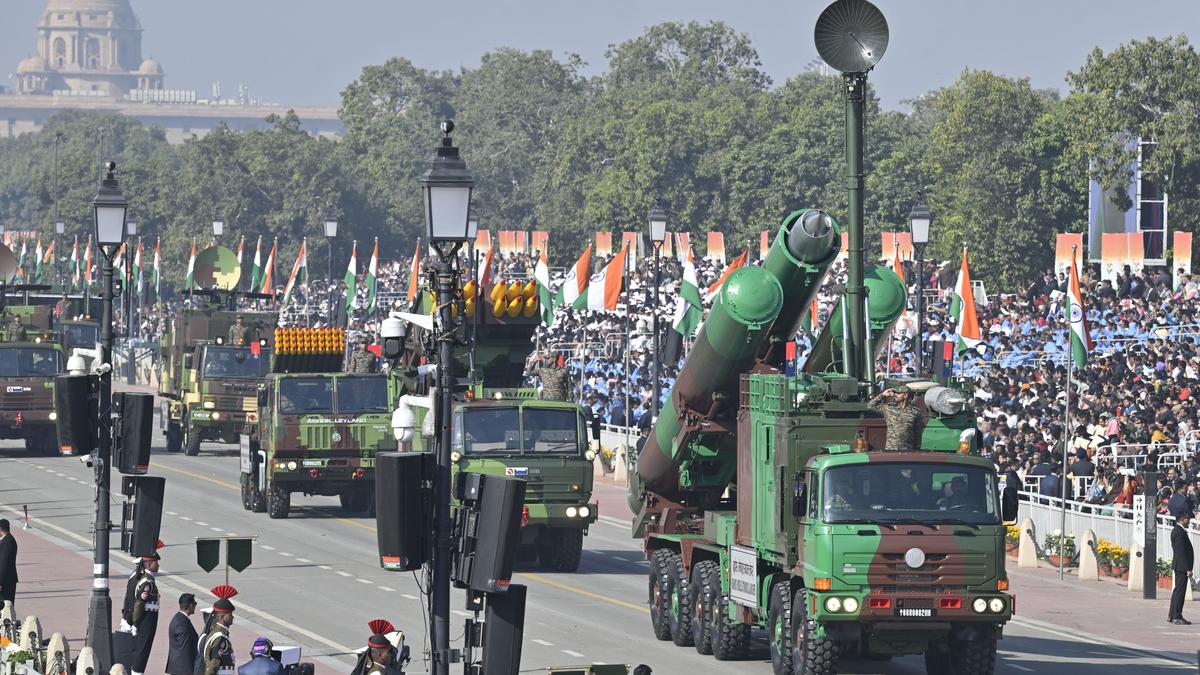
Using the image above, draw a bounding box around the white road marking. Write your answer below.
[531,639,553,647]
[180,517,192,521]
[336,571,352,577]
[318,565,332,570]
[166,511,177,516]
[261,545,275,551]
[401,594,418,600]
[356,578,372,585]
[561,650,585,658]
[378,586,396,592]
[195,521,208,526]
[209,527,222,532]
[1009,666,1033,673]
[296,558,312,563]
[33,465,44,470]
[53,472,64,477]
[278,551,293,557]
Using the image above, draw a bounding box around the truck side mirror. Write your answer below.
[591,416,601,442]
[1001,488,1018,522]
[792,475,807,518]
[183,353,193,370]
[257,389,268,409]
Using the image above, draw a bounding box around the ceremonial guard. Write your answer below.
[130,540,165,675]
[350,620,408,675]
[199,585,239,675]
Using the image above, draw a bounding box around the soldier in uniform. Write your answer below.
[129,541,165,675]
[4,313,25,342]
[348,340,378,373]
[228,316,250,346]
[528,354,569,401]
[867,385,927,451]
[55,294,72,320]
[199,585,238,675]
[351,620,408,675]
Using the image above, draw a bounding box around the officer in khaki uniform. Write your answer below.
[227,316,250,346]
[867,385,927,450]
[199,586,238,675]
[129,542,165,675]
[348,340,378,373]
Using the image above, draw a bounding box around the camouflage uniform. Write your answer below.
[227,322,250,346]
[867,392,925,450]
[4,314,25,341]
[533,364,569,401]
[348,348,378,373]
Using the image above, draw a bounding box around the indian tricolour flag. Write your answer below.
[69,237,79,289]
[405,240,421,304]
[671,244,702,337]
[249,236,263,292]
[283,239,307,306]
[365,238,379,313]
[949,247,981,353]
[586,241,628,311]
[184,239,196,291]
[554,244,591,310]
[261,239,277,294]
[1067,249,1092,365]
[534,249,553,327]
[705,250,747,302]
[343,240,358,312]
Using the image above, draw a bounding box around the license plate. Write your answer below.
[895,608,935,618]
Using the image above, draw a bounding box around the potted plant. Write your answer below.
[1110,547,1130,579]
[1043,532,1076,567]
[1095,539,1114,576]
[1157,558,1175,589]
[1005,524,1021,556]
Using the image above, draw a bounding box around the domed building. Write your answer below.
[15,0,164,95]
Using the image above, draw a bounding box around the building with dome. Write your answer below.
[2,0,341,142]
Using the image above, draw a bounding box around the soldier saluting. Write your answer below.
[228,316,250,347]
[199,585,239,675]
[528,353,569,401]
[867,385,927,451]
[129,539,165,675]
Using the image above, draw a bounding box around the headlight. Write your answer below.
[585,449,596,461]
[825,597,842,613]
[450,451,462,462]
[577,506,590,519]
[989,597,1005,613]
[211,411,220,420]
[203,401,216,409]
[842,597,859,613]
[48,411,57,421]
[973,598,988,613]
[565,506,578,518]
[286,461,298,471]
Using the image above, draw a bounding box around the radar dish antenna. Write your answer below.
[0,244,18,283]
[193,245,242,291]
[814,0,889,73]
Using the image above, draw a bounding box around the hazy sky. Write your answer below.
[3,0,1197,110]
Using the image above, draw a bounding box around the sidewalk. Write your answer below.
[1008,559,1198,663]
[5,518,344,675]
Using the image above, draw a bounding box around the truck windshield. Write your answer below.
[823,463,1000,525]
[455,406,583,454]
[202,346,269,379]
[0,347,62,377]
[64,323,98,349]
[279,378,334,414]
[336,377,389,413]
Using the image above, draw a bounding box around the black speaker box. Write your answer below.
[114,392,154,475]
[54,373,96,456]
[130,476,165,558]
[375,452,430,572]
[481,584,526,675]
[456,474,525,594]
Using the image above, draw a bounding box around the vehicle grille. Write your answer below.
[524,479,581,503]
[0,389,53,411]
[838,551,987,591]
[211,396,255,412]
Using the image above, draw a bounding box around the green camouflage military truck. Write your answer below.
[0,305,66,455]
[241,327,396,519]
[390,281,598,572]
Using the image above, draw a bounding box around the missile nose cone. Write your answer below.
[720,266,784,329]
[785,209,839,263]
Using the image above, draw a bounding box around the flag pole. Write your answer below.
[1059,244,1077,581]
[886,238,898,377]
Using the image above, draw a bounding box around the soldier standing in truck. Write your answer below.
[228,316,250,346]
[868,385,926,450]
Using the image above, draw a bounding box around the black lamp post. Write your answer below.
[212,217,224,242]
[467,214,479,381]
[647,203,667,421]
[324,216,338,325]
[419,120,474,675]
[124,221,137,382]
[909,197,931,377]
[86,160,127,673]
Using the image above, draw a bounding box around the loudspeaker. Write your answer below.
[54,373,96,456]
[114,393,153,475]
[130,476,165,558]
[375,452,430,572]
[481,584,526,675]
[455,474,525,593]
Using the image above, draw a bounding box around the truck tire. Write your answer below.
[711,592,749,661]
[689,560,719,655]
[183,425,201,456]
[924,648,951,675]
[666,554,693,647]
[165,422,182,453]
[239,474,252,511]
[339,493,353,511]
[950,633,997,674]
[768,581,793,674]
[250,475,267,513]
[553,529,584,573]
[267,483,291,519]
[648,549,675,641]
[791,589,837,675]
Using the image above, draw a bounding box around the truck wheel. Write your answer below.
[689,560,719,655]
[768,581,793,674]
[647,549,675,641]
[924,648,951,675]
[267,483,291,519]
[666,554,694,647]
[250,476,267,513]
[183,425,201,456]
[791,589,838,675]
[553,529,584,573]
[537,532,558,569]
[339,493,353,511]
[950,633,997,674]
[165,423,182,453]
[711,592,749,661]
[239,474,252,511]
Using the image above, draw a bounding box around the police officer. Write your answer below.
[867,385,926,450]
[200,586,238,675]
[228,316,250,346]
[348,340,378,373]
[129,541,165,675]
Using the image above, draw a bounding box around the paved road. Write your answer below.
[0,432,1194,675]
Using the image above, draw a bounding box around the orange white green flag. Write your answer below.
[949,247,981,353]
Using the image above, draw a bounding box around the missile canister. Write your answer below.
[756,209,841,365]
[635,265,784,496]
[803,264,907,374]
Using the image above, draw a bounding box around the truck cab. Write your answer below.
[0,333,66,455]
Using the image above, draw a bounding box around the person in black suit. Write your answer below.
[1170,512,1194,625]
[166,594,199,675]
[0,519,17,615]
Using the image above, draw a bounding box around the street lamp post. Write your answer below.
[909,197,931,377]
[124,221,137,383]
[467,214,479,382]
[419,120,473,675]
[324,216,338,326]
[647,203,667,421]
[212,218,224,241]
[86,161,128,673]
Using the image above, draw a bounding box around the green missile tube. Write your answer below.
[803,264,907,375]
[757,209,841,365]
[635,265,784,497]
